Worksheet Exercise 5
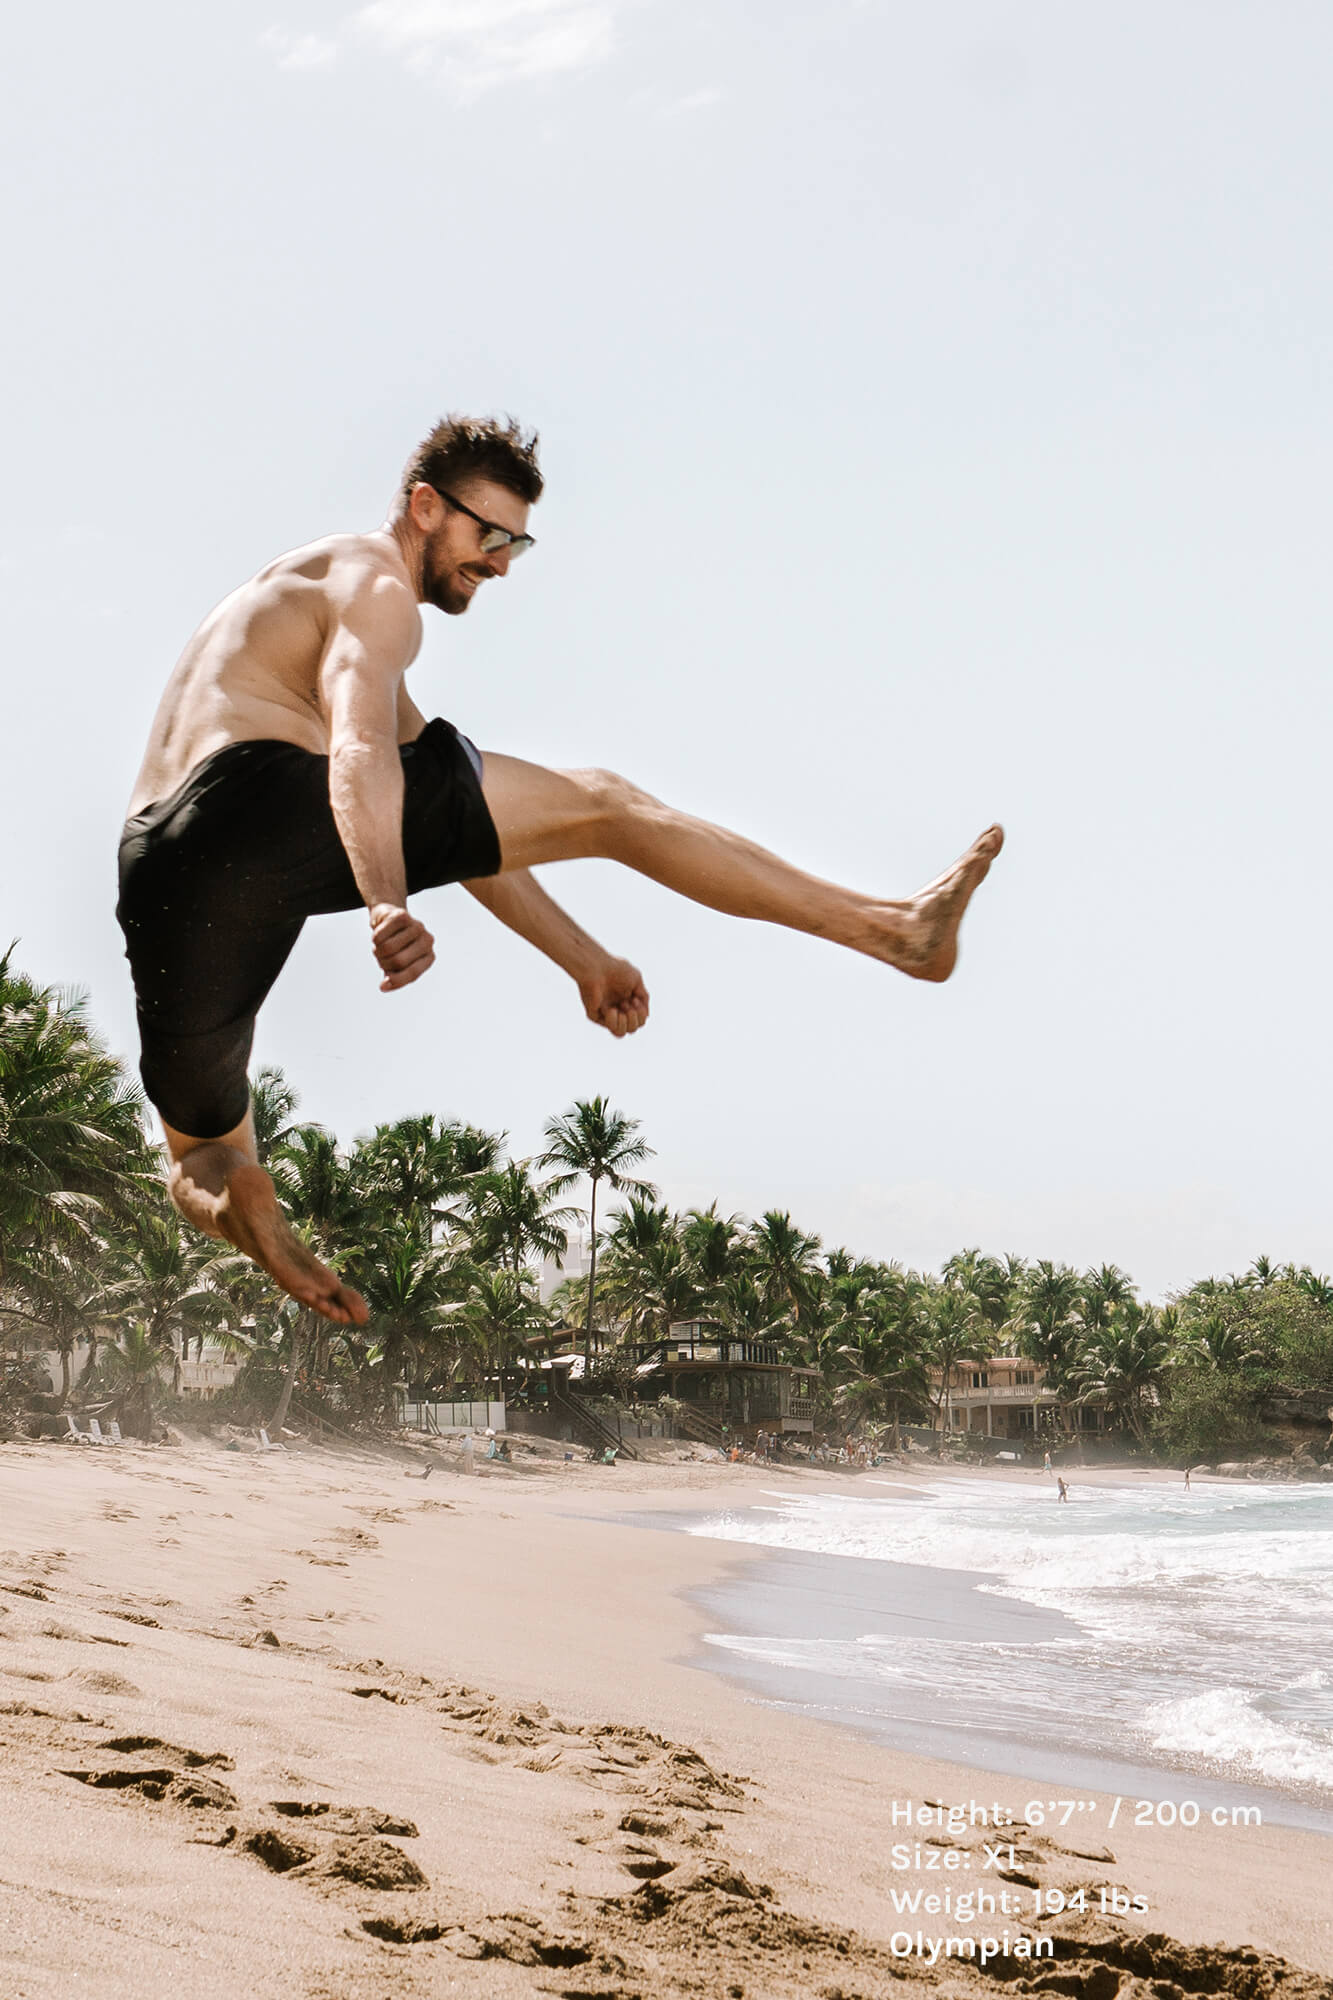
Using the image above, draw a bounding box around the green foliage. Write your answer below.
[1150,1367,1278,1464]
[4,942,1332,1466]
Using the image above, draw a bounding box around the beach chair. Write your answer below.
[256,1428,286,1452]
[62,1413,87,1444]
[86,1417,112,1446]
[108,1420,124,1445]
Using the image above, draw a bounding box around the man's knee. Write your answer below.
[581,767,655,839]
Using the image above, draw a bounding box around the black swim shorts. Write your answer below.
[116,718,502,1139]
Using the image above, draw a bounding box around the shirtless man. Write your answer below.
[119,416,1003,1324]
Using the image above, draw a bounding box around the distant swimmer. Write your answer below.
[119,416,1004,1321]
[1056,1477,1069,1503]
[1043,1450,1052,1475]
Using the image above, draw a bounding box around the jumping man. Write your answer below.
[119,418,1003,1324]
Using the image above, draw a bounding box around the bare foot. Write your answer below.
[171,1152,368,1325]
[873,824,1005,982]
[219,1166,368,1324]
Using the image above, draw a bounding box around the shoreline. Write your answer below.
[612,1490,1333,1838]
[2,1432,1330,1995]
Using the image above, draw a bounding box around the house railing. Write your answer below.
[630,1337,783,1368]
[945,1384,1059,1403]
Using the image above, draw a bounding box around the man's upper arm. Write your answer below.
[317,570,421,752]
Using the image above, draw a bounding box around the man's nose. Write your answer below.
[483,546,512,578]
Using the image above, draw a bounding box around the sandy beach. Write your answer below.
[2,1430,1330,1999]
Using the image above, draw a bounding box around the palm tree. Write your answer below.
[1079,1263,1136,1334]
[7,1242,116,1407]
[1008,1259,1082,1430]
[443,1266,550,1396]
[354,1113,502,1242]
[748,1211,825,1351]
[249,1065,300,1165]
[268,1123,363,1426]
[356,1236,462,1418]
[924,1282,992,1439]
[103,1210,230,1395]
[539,1099,656,1364]
[681,1205,747,1293]
[601,1206,699,1341]
[0,952,153,1281]
[463,1160,579,1274]
[99,1322,170,1435]
[942,1249,1017,1329]
[1070,1303,1173,1444]
[1293,1267,1333,1309]
[1180,1311,1264,1374]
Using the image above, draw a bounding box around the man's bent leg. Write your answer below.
[478,754,1002,983]
[162,1110,368,1328]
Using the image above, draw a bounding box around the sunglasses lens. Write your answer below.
[479,529,533,558]
[479,530,533,558]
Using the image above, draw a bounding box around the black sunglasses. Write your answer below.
[429,485,535,559]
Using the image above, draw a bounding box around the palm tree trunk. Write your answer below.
[270,1326,303,1433]
[76,1334,99,1392]
[58,1345,71,1409]
[583,1177,599,1368]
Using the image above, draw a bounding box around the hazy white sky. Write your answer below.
[3,3,1331,1296]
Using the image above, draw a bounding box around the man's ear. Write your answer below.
[407,483,443,532]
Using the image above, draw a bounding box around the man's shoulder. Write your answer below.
[259,531,414,602]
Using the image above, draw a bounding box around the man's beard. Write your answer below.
[422,546,475,615]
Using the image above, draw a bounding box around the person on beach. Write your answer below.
[1056,1476,1069,1503]
[118,416,1005,1323]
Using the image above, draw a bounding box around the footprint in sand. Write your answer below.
[72,1670,142,1695]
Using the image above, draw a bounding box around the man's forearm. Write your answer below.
[328,741,409,911]
[464,870,605,979]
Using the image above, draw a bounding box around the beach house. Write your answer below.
[629,1320,820,1445]
[929,1356,1113,1441]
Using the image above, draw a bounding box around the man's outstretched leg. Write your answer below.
[478,754,1002,982]
[163,1107,368,1327]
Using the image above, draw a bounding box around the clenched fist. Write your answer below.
[578,956,650,1037]
[370,903,436,992]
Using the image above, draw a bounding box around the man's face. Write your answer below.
[418,475,532,615]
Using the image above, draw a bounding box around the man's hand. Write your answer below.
[370,904,435,992]
[578,956,650,1038]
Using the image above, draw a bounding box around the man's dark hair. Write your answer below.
[399,414,544,507]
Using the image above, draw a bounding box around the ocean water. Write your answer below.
[682,1476,1333,1819]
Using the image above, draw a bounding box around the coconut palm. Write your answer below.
[1070,1303,1173,1443]
[748,1211,825,1349]
[924,1282,993,1438]
[601,1206,700,1341]
[98,1322,171,1435]
[6,1242,117,1407]
[538,1099,656,1363]
[443,1266,550,1394]
[267,1123,365,1425]
[249,1065,300,1165]
[942,1249,1017,1329]
[354,1113,502,1241]
[0,952,153,1279]
[463,1160,579,1275]
[1180,1311,1265,1374]
[356,1236,462,1417]
[102,1209,232,1395]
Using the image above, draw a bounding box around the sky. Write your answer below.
[3,2,1331,1298]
